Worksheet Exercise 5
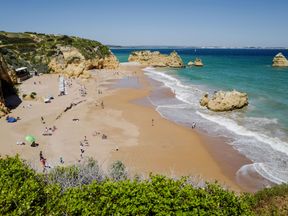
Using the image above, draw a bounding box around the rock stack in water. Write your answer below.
[272,53,288,67]
[193,58,204,67]
[200,90,248,112]
[128,50,184,68]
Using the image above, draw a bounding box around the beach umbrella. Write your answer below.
[25,135,36,143]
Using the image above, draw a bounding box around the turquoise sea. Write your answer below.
[112,48,288,185]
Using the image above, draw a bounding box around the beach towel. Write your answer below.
[7,117,17,123]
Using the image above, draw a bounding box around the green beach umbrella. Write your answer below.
[25,135,36,143]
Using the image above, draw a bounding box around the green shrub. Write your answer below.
[6,155,288,215]
[247,184,288,216]
[0,156,46,215]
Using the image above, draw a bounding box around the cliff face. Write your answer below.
[48,46,119,79]
[200,90,248,112]
[0,54,17,117]
[128,50,184,68]
[272,53,288,67]
[0,31,119,77]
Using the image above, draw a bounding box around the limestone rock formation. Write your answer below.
[199,93,209,107]
[200,90,248,112]
[0,54,17,117]
[272,53,288,67]
[194,58,204,67]
[49,46,119,78]
[128,50,184,68]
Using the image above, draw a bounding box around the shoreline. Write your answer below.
[107,65,242,191]
[0,63,270,192]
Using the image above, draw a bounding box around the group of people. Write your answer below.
[42,126,57,136]
[92,130,107,139]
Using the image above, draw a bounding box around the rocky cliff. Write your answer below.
[200,90,248,112]
[49,46,119,79]
[272,53,288,67]
[0,31,119,78]
[128,50,184,68]
[0,54,17,117]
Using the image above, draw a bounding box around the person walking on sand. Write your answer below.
[40,158,46,172]
[101,101,104,109]
[41,116,45,124]
[152,118,154,126]
[191,122,196,129]
[39,151,44,161]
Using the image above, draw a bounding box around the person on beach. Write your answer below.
[52,125,57,132]
[44,127,49,134]
[84,136,89,145]
[80,142,84,153]
[40,158,46,172]
[101,101,104,109]
[191,122,196,129]
[152,118,154,126]
[41,116,45,124]
[60,157,64,164]
[39,151,44,161]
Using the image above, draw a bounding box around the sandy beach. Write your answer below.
[0,63,254,191]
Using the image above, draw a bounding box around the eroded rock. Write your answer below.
[200,90,248,112]
[128,50,184,68]
[49,46,119,78]
[272,53,288,67]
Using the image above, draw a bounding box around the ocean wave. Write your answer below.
[245,116,278,125]
[143,67,204,106]
[196,111,288,157]
[237,163,286,185]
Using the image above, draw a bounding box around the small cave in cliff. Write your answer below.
[0,79,21,109]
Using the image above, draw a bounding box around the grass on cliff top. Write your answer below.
[0,31,110,64]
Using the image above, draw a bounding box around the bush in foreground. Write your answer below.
[0,156,287,215]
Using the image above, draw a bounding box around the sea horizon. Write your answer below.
[109,46,288,50]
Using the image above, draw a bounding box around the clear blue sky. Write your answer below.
[1,0,288,47]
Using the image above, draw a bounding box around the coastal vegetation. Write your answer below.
[1,156,287,215]
[0,31,111,73]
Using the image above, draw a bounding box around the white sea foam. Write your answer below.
[237,163,286,185]
[196,111,288,156]
[143,67,204,106]
[246,116,278,125]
